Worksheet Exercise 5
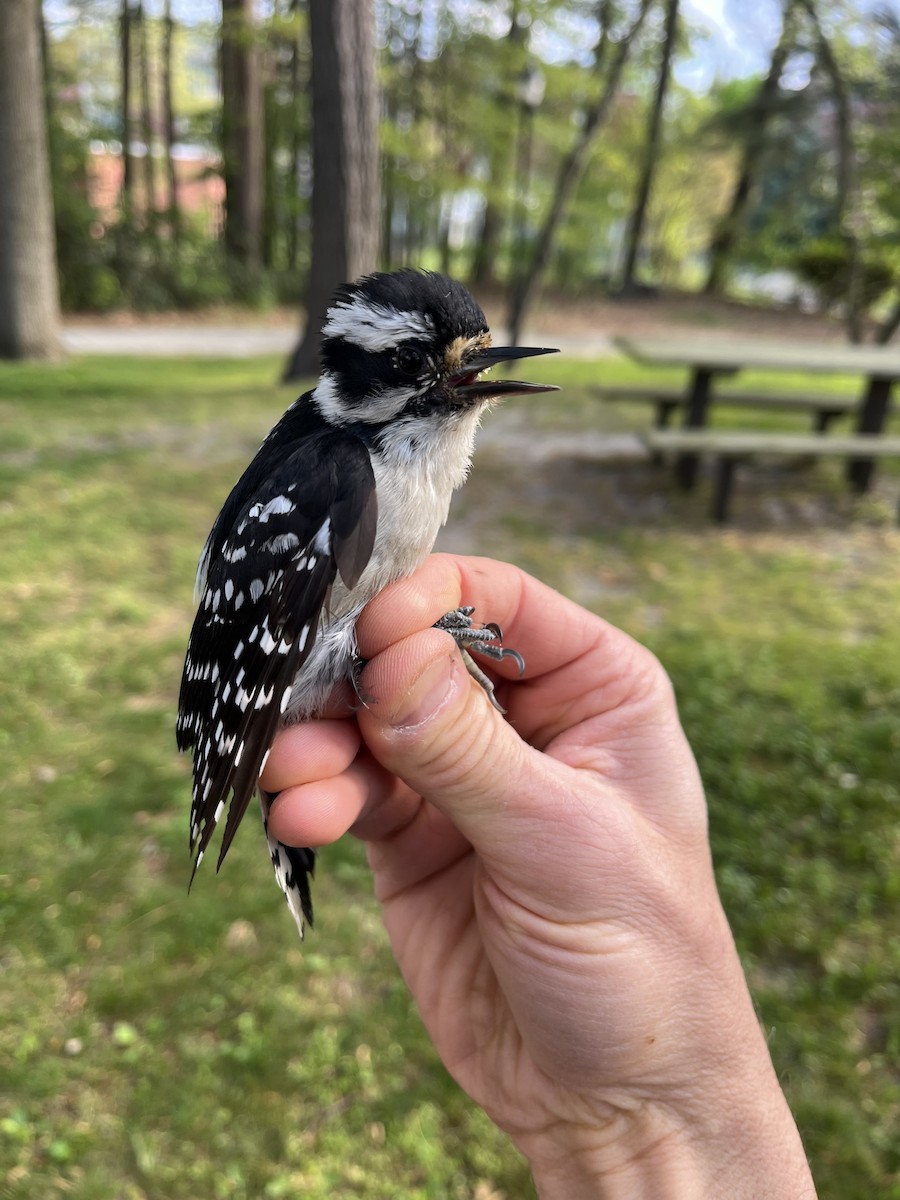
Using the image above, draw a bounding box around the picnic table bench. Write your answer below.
[590,383,862,433]
[614,335,900,498]
[643,429,900,522]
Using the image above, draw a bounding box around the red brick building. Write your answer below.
[87,141,225,236]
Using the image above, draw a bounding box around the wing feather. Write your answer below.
[177,430,377,884]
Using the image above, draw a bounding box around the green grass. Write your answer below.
[1,354,899,1198]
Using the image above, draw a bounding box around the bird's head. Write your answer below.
[313,268,558,430]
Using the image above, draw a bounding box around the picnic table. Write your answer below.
[614,336,900,492]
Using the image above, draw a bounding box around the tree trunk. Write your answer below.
[506,0,653,345]
[471,0,526,288]
[221,0,264,267]
[283,0,380,381]
[135,0,157,226]
[876,293,900,345]
[287,0,307,272]
[439,203,452,276]
[703,0,798,295]
[471,195,502,288]
[619,0,679,292]
[0,0,61,359]
[38,0,54,129]
[121,0,136,213]
[798,0,864,342]
[162,0,181,237]
[263,73,278,270]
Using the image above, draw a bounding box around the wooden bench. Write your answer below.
[643,429,900,523]
[591,384,862,433]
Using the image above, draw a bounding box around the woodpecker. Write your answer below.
[176,268,558,936]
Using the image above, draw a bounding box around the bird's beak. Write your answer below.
[450,345,560,401]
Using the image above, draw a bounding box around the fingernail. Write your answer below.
[389,654,457,729]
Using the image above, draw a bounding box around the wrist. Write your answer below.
[522,1067,816,1200]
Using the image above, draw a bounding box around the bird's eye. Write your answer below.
[396,345,426,376]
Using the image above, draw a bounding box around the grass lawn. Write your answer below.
[1,353,898,1198]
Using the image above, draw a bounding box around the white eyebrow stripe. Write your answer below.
[322,297,435,351]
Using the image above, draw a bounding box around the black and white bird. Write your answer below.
[176,268,558,936]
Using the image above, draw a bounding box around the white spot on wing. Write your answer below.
[258,494,294,524]
[263,532,301,555]
[313,521,330,554]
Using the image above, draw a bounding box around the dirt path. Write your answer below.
[60,321,611,359]
[60,292,852,358]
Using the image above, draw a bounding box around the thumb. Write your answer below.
[356,626,577,869]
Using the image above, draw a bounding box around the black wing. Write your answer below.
[177,429,377,880]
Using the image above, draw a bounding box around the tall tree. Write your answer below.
[798,0,864,342]
[877,298,900,346]
[0,0,61,358]
[471,1,527,288]
[135,0,157,224]
[619,0,679,292]
[162,0,181,237]
[702,0,799,295]
[873,7,900,344]
[287,0,309,272]
[506,0,654,345]
[221,0,264,267]
[283,0,380,381]
[120,0,137,213]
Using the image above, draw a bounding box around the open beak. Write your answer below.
[450,345,560,400]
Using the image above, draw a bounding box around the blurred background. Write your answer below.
[1,1,899,1198]
[5,0,900,353]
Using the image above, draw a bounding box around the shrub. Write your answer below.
[793,237,897,313]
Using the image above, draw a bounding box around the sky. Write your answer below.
[46,0,900,93]
[678,0,783,88]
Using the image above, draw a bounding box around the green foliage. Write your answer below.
[794,236,898,312]
[37,2,900,326]
[64,224,296,314]
[1,353,899,1196]
[44,39,119,313]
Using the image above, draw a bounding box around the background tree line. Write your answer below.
[2,0,899,366]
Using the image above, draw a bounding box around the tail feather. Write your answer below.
[260,793,316,938]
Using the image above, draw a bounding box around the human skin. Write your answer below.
[260,554,817,1198]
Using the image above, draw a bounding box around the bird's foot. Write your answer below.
[433,607,525,714]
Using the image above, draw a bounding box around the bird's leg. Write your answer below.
[433,607,525,714]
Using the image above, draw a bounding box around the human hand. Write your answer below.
[262,555,816,1198]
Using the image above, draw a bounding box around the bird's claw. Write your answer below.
[433,606,525,712]
[348,656,375,711]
